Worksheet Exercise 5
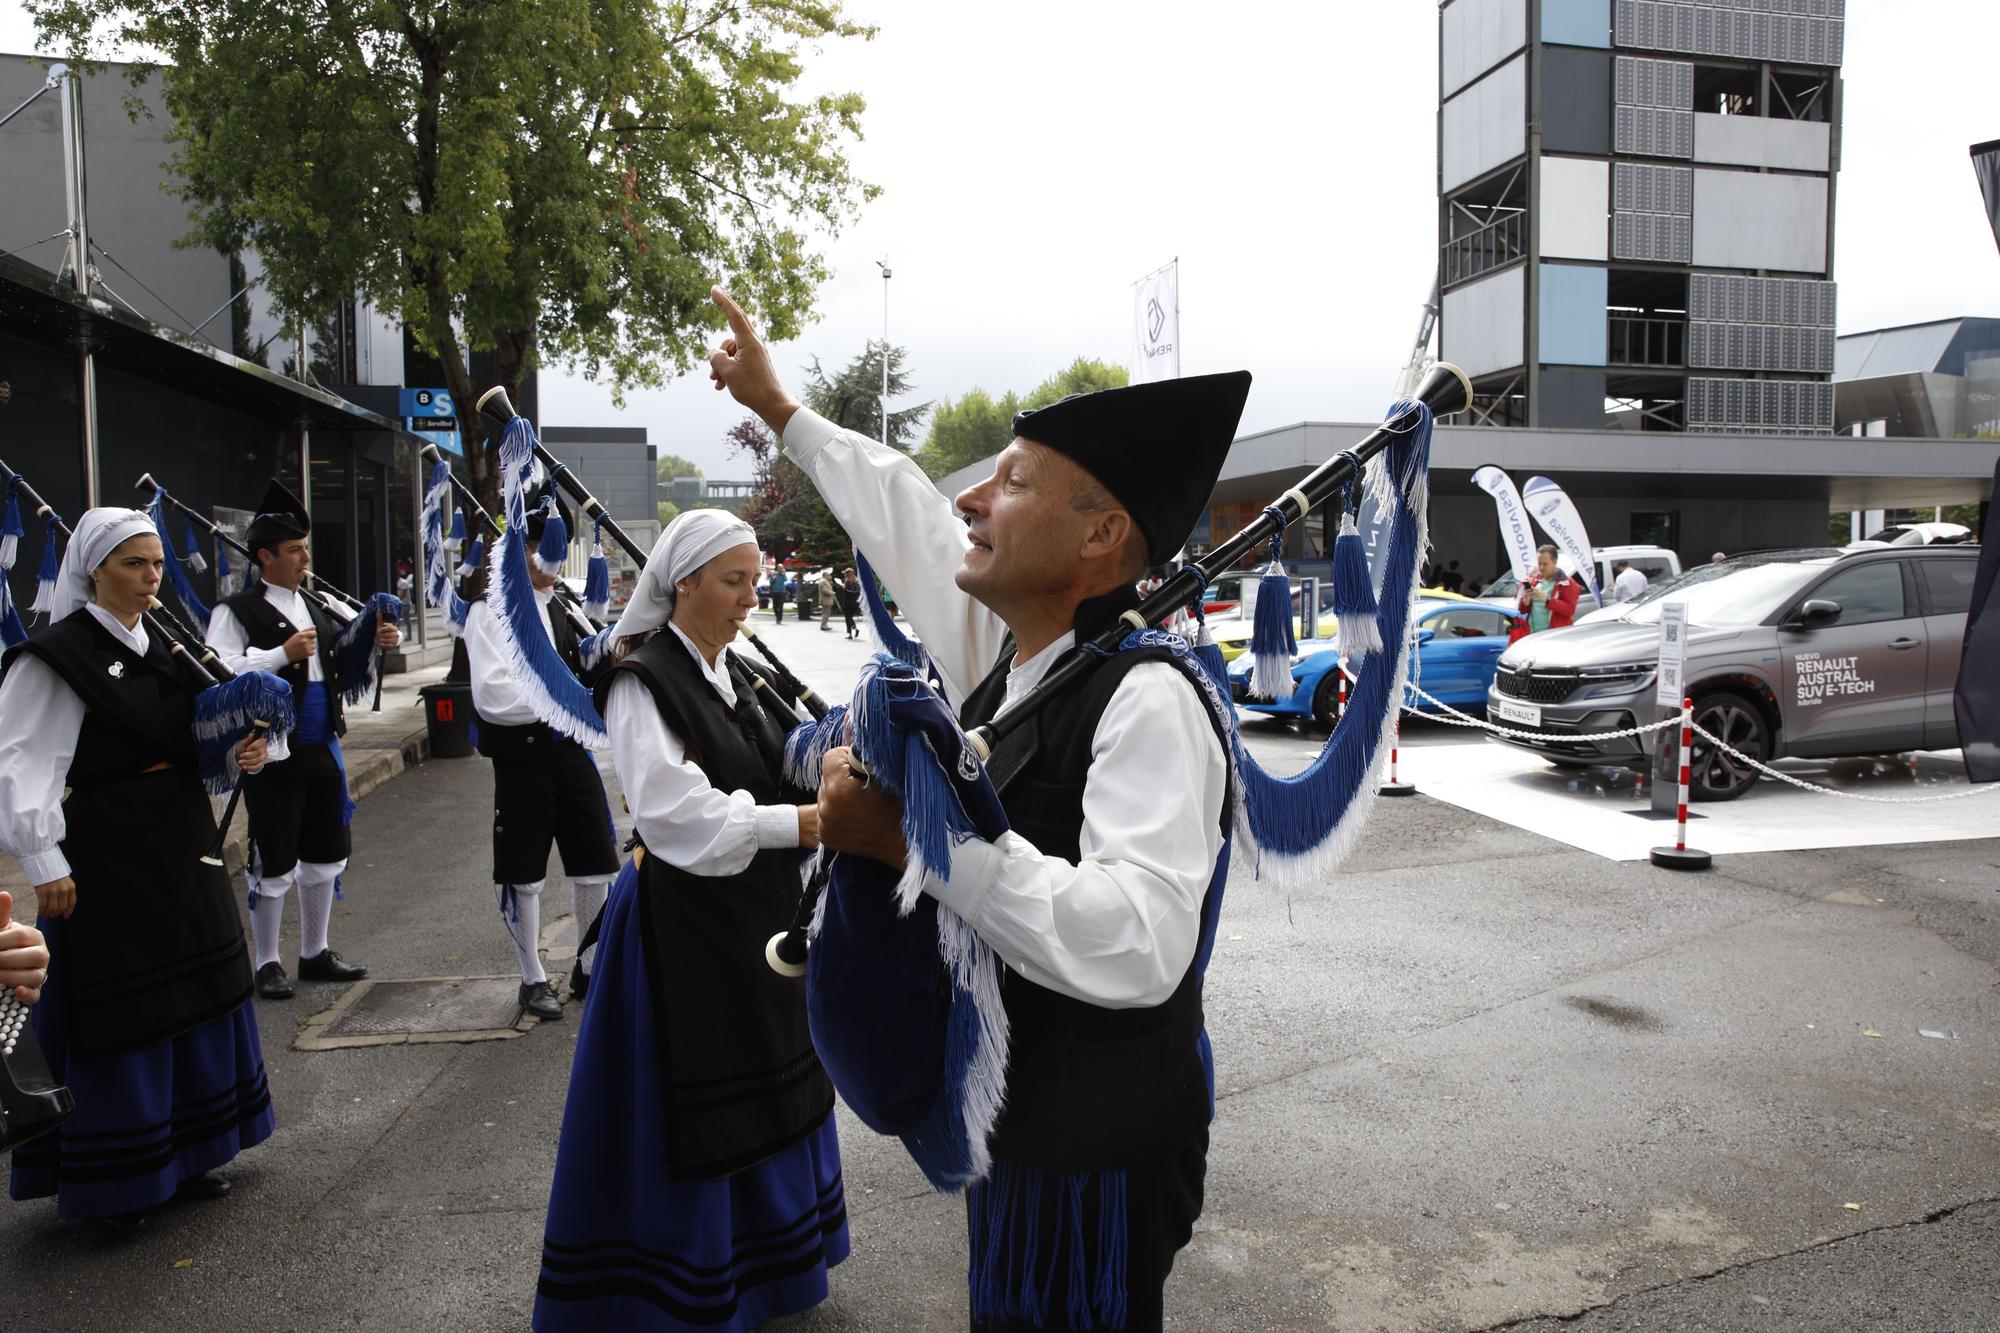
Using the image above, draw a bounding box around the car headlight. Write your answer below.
[1574,662,1655,695]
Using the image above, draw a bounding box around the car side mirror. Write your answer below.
[1787,598,1841,630]
[1415,628,1436,645]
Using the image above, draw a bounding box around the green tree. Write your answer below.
[913,356,1127,479]
[655,454,704,484]
[656,498,681,529]
[802,343,926,448]
[34,0,879,505]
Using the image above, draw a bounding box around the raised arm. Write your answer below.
[705,286,1005,704]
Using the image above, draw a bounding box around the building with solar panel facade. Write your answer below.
[1437,0,1843,435]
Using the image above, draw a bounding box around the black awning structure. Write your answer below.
[0,259,419,439]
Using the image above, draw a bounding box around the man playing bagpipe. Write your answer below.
[708,287,1246,1330]
[206,481,400,1000]
[461,487,619,1022]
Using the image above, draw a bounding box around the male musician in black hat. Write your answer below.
[206,480,400,999]
[461,489,619,1021]
[709,288,1240,1330]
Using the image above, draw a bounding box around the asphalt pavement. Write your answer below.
[8,612,1998,1331]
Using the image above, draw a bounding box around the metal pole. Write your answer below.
[875,256,892,449]
[57,65,100,506]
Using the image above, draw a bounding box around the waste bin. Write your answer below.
[419,681,475,759]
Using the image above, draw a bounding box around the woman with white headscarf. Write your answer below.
[535,509,847,1332]
[0,509,275,1227]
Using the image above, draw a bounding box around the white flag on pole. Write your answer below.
[1471,465,1540,583]
[1522,475,1600,597]
[1130,260,1180,383]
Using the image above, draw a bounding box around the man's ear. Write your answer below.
[1078,507,1137,566]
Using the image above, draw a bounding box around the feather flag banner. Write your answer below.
[1471,465,1539,583]
[1521,474,1599,598]
[147,492,210,624]
[488,414,605,746]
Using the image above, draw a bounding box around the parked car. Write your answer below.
[1201,573,1250,618]
[1845,521,1973,549]
[1480,544,1682,620]
[1485,545,1977,800]
[1228,598,1516,725]
[1211,580,1342,662]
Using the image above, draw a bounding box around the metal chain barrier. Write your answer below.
[1686,721,2000,805]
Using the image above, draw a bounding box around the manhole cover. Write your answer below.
[296,977,534,1050]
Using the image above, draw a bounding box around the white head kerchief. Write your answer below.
[607,507,758,643]
[51,507,158,621]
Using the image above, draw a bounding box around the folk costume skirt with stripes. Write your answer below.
[535,860,849,1331]
[10,913,272,1218]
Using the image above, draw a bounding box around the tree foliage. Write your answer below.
[914,356,1127,479]
[31,0,879,502]
[655,453,704,482]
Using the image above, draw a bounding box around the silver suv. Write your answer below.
[1485,546,1979,800]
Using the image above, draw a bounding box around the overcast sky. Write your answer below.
[5,2,1996,478]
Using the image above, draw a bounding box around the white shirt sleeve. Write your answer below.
[206,603,291,677]
[462,600,523,723]
[783,408,1009,707]
[0,654,82,885]
[924,663,1228,1009]
[604,672,800,877]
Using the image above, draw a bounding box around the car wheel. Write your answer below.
[1688,691,1770,801]
[1311,672,1343,729]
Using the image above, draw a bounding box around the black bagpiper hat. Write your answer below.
[1010,371,1251,564]
[244,479,310,554]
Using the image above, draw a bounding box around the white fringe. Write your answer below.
[487,535,609,749]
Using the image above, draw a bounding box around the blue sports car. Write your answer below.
[1226,598,1517,726]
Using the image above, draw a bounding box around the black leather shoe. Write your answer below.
[255,962,294,1000]
[91,1211,148,1232]
[520,981,563,1021]
[175,1173,232,1201]
[567,961,589,1002]
[297,949,368,982]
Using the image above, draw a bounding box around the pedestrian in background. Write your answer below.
[1611,560,1648,604]
[818,568,836,631]
[1515,544,1579,640]
[837,567,861,639]
[772,568,787,624]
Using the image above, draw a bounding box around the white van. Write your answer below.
[1477,545,1682,620]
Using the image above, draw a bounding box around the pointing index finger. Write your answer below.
[710,286,758,344]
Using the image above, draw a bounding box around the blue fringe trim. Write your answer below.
[192,670,296,796]
[29,516,61,617]
[855,548,928,672]
[1332,511,1382,655]
[0,478,21,572]
[967,1163,1129,1330]
[1248,566,1296,700]
[330,592,404,705]
[848,659,980,879]
[455,535,485,580]
[583,526,610,619]
[0,575,27,648]
[782,703,850,790]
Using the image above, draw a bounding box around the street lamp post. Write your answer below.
[875,257,891,449]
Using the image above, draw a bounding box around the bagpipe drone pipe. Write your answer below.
[0,464,301,1152]
[473,387,832,728]
[137,475,403,712]
[763,362,1471,1193]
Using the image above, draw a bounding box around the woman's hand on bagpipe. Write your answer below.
[817,746,908,872]
[0,891,50,1004]
[32,876,76,922]
[707,287,801,434]
[235,735,269,776]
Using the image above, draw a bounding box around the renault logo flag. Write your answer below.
[1129,258,1180,384]
[1973,139,2000,256]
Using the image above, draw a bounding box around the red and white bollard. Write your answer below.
[1650,696,1711,869]
[1380,714,1417,797]
[1336,668,1348,723]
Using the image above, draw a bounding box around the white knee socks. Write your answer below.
[502,880,547,985]
[571,877,611,976]
[249,885,289,970]
[296,859,347,961]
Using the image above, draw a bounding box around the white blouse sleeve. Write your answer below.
[604,672,800,878]
[0,654,83,885]
[923,664,1228,1009]
[783,408,1009,708]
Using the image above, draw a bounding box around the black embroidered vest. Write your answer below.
[956,586,1230,1171]
[221,584,346,739]
[593,630,833,1178]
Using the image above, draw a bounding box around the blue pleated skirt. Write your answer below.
[535,861,849,1332]
[10,917,274,1220]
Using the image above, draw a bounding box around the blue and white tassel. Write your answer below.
[455,534,485,581]
[446,510,465,553]
[421,461,471,635]
[0,479,22,572]
[214,536,231,593]
[182,516,208,574]
[1247,515,1297,701]
[582,521,610,619]
[28,515,61,619]
[330,592,406,705]
[147,492,210,623]
[488,414,605,746]
[1331,502,1382,656]
[0,574,25,648]
[532,497,569,578]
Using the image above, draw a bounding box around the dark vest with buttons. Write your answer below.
[3,610,254,1055]
[470,592,596,758]
[593,629,833,1178]
[955,585,1231,1171]
[221,584,346,740]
